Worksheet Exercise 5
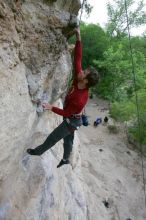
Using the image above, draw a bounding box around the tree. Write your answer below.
[110,89,146,147]
[79,0,93,22]
[93,41,146,100]
[106,0,146,37]
[80,23,109,68]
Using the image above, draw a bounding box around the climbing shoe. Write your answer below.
[27,148,39,156]
[57,159,70,168]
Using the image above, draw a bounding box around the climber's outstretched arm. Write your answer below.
[74,27,82,77]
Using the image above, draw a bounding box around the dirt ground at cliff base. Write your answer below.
[78,97,146,220]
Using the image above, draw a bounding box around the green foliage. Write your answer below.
[106,0,146,37]
[109,89,146,145]
[93,40,146,101]
[130,36,146,56]
[80,23,109,68]
[110,100,135,121]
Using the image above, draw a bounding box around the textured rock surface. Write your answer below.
[0,1,88,219]
[1,1,146,218]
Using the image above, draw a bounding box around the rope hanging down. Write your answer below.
[124,0,146,206]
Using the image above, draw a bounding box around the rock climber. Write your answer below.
[27,26,99,168]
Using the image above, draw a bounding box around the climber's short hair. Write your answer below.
[86,66,99,88]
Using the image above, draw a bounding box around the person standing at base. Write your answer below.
[27,27,99,168]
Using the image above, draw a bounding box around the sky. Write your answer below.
[81,0,108,26]
[80,0,146,36]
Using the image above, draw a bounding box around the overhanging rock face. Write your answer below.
[0,1,87,219]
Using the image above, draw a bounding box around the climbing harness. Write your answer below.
[65,118,80,132]
[124,0,146,206]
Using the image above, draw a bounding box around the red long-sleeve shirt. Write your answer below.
[52,40,88,117]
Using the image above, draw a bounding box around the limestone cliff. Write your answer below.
[0,1,87,219]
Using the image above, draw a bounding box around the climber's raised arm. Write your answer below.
[74,27,81,41]
[73,27,82,78]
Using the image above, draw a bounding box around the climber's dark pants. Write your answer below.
[33,118,82,160]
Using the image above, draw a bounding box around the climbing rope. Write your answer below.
[124,0,146,206]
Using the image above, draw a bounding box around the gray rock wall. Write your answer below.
[0,1,87,219]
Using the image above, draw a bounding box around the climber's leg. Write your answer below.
[27,119,72,156]
[63,132,74,160]
[56,133,74,168]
